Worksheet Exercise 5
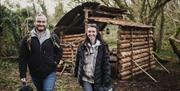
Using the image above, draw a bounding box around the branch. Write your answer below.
[140,0,147,23]
[169,36,180,43]
[100,0,110,7]
[168,27,180,62]
[114,0,136,21]
[148,0,171,24]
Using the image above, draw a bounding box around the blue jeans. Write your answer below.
[82,81,95,91]
[31,72,56,91]
[82,81,108,91]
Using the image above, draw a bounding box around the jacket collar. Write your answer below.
[85,40,101,48]
[30,28,50,38]
[30,28,51,44]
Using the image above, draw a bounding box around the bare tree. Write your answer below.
[157,8,165,52]
[165,0,180,62]
[169,27,180,62]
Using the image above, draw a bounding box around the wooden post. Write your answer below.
[152,53,170,74]
[60,31,63,45]
[147,29,151,69]
[132,60,157,82]
[117,26,121,78]
[130,27,134,79]
[84,8,89,33]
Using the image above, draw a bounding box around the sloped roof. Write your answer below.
[55,2,127,35]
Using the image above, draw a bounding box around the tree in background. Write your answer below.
[71,0,171,52]
[166,0,180,62]
[2,0,180,62]
[0,2,34,57]
[169,27,180,62]
[53,0,64,25]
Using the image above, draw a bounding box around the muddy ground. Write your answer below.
[57,61,180,91]
[0,60,180,91]
[114,62,180,91]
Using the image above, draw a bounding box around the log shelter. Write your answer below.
[55,2,157,81]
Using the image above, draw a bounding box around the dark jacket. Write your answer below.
[19,32,63,79]
[74,43,112,91]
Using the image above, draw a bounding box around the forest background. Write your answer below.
[0,0,180,91]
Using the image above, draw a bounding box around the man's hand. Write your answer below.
[20,78,27,85]
[108,88,113,91]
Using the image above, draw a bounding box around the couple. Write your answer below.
[19,13,113,91]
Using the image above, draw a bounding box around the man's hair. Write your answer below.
[35,13,47,21]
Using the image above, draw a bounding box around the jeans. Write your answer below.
[31,72,56,91]
[82,81,95,91]
[82,81,112,91]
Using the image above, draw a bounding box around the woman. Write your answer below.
[74,23,113,91]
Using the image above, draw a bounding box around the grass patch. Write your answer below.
[0,59,20,91]
[157,48,178,62]
[0,59,81,91]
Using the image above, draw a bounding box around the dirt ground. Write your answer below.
[57,61,180,91]
[114,62,180,91]
[0,60,180,91]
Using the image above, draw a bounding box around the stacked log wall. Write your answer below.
[117,26,155,80]
[62,34,85,61]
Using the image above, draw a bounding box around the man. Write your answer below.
[19,13,62,91]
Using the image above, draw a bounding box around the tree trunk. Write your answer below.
[147,0,171,25]
[169,27,180,62]
[157,8,165,52]
[32,0,37,15]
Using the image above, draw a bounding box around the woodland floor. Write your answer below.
[114,62,180,91]
[0,59,180,91]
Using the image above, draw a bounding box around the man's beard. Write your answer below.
[36,26,45,32]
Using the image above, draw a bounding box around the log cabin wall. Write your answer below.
[61,34,85,62]
[117,26,156,80]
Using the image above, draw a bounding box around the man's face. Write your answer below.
[87,27,97,43]
[34,15,47,32]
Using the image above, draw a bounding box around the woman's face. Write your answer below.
[87,27,97,44]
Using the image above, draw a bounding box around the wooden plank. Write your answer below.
[119,32,153,35]
[62,56,74,59]
[119,34,153,39]
[63,52,76,55]
[88,17,154,28]
[119,30,153,34]
[120,52,150,63]
[119,38,153,44]
[120,65,156,80]
[119,47,153,58]
[120,58,154,72]
[120,61,156,77]
[119,44,153,52]
[63,47,78,50]
[120,56,153,68]
[63,34,84,38]
[92,10,122,17]
[63,37,84,42]
[119,41,153,48]
[62,54,73,57]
